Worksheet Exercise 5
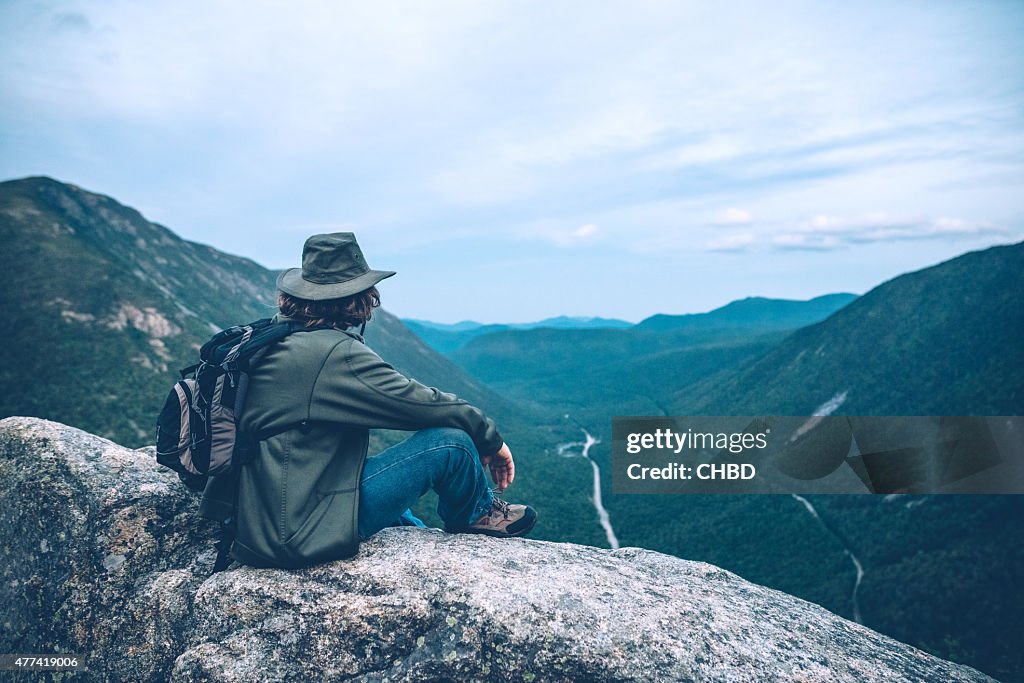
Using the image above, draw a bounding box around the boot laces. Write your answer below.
[492,496,511,519]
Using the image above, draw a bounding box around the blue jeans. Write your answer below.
[357,428,495,540]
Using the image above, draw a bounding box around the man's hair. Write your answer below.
[277,287,381,330]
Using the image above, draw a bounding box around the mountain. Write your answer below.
[636,293,858,332]
[405,319,488,332]
[406,298,854,357]
[402,320,518,355]
[444,295,854,427]
[407,315,633,331]
[403,315,633,355]
[528,314,634,329]
[0,176,513,446]
[672,241,1024,416]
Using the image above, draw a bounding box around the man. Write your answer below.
[210,232,536,569]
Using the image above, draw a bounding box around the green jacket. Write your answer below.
[200,315,503,569]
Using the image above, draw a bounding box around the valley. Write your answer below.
[410,240,1023,681]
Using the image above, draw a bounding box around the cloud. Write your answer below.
[547,222,600,246]
[573,223,597,238]
[2,0,1021,291]
[771,214,1007,251]
[638,136,745,171]
[713,208,753,225]
[701,212,1010,253]
[516,221,601,248]
[706,232,756,252]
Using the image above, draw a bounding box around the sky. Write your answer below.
[2,1,1022,323]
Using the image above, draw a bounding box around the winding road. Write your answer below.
[557,430,861,614]
[791,493,864,623]
[559,429,620,549]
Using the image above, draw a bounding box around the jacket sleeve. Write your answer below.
[308,339,505,457]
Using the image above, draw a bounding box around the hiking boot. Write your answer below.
[450,497,537,538]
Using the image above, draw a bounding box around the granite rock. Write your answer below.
[0,417,996,682]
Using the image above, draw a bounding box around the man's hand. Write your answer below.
[481,442,515,492]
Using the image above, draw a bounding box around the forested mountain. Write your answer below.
[636,293,857,332]
[0,176,512,445]
[445,293,855,427]
[403,315,632,354]
[672,241,1024,416]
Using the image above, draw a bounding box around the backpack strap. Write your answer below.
[213,535,234,573]
[210,468,240,573]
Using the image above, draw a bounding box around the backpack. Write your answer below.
[155,318,308,571]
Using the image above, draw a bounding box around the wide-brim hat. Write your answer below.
[277,232,395,301]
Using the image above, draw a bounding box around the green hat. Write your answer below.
[277,232,395,301]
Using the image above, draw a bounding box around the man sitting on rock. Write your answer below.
[204,232,537,569]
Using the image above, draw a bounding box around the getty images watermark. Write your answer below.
[611,416,1024,494]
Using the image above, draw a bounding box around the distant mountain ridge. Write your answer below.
[443,292,856,426]
[406,296,855,355]
[403,315,632,354]
[407,315,634,331]
[636,293,858,332]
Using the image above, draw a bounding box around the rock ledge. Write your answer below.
[0,417,994,682]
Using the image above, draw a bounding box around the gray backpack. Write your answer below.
[155,318,304,490]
